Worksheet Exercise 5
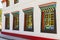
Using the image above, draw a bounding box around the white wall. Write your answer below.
[2,0,60,39]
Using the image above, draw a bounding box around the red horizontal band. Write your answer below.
[1,32,57,40]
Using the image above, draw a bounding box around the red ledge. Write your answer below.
[1,32,56,40]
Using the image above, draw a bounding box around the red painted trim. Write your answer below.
[24,13,26,31]
[1,32,57,40]
[41,12,44,31]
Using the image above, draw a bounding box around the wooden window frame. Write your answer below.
[12,11,19,30]
[23,7,34,32]
[39,2,57,34]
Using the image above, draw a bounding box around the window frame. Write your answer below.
[23,7,34,32]
[40,4,57,34]
[12,11,19,30]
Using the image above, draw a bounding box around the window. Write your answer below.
[5,14,10,29]
[14,0,19,4]
[23,8,34,32]
[12,12,19,30]
[6,0,10,7]
[40,4,57,33]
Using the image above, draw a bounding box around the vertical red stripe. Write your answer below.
[24,14,26,30]
[42,12,44,31]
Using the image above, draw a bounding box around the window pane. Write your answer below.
[5,14,10,29]
[13,12,19,30]
[23,8,34,32]
[40,4,57,33]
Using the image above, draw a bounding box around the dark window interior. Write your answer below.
[5,14,10,29]
[14,0,19,4]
